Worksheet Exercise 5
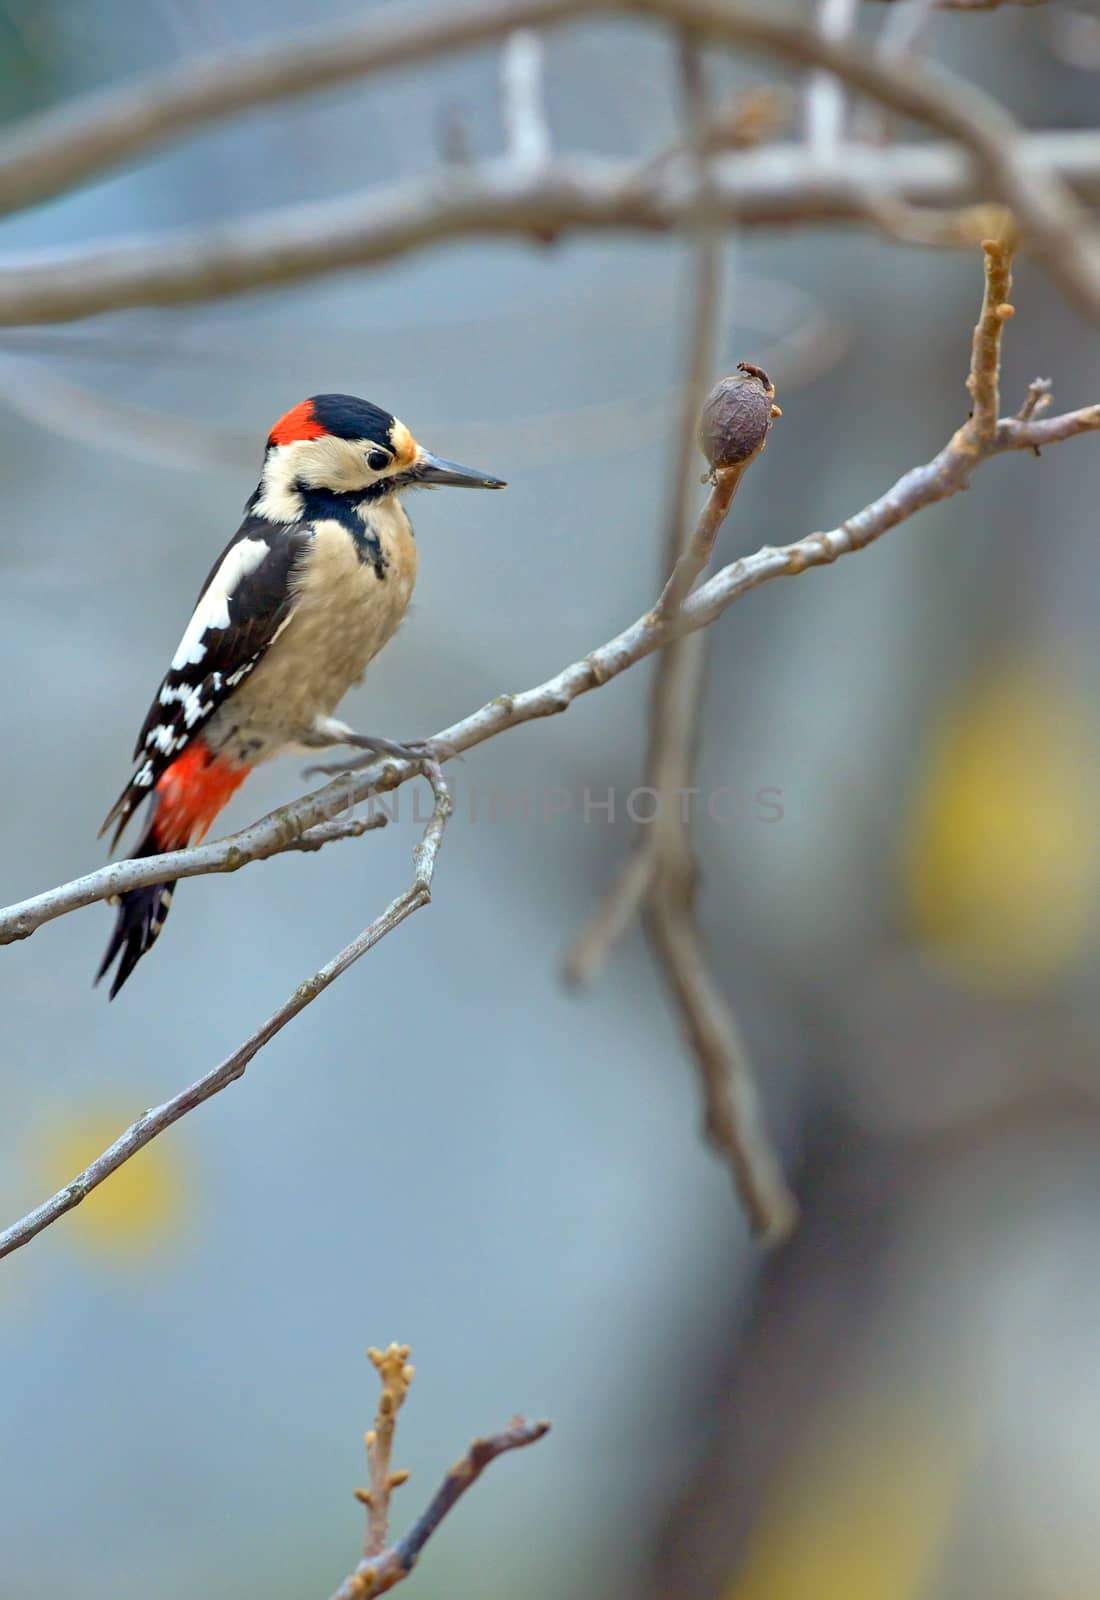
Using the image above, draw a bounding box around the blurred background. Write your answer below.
[2,2,1100,1596]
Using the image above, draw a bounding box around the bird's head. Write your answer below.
[254,393,505,522]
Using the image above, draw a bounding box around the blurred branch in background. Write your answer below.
[0,1,1098,323]
[0,269,842,476]
[566,375,793,1232]
[328,1343,549,1600]
[0,0,1070,213]
[1,237,1097,1256]
[871,0,1050,9]
[561,36,796,1240]
[804,0,860,158]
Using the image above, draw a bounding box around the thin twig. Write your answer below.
[289,814,389,853]
[646,896,793,1237]
[357,1346,415,1559]
[331,1418,550,1600]
[1016,376,1052,423]
[0,766,450,1263]
[966,233,1014,439]
[655,460,750,620]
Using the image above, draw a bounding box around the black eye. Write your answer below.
[367,449,392,473]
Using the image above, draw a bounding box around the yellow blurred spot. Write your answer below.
[37,1111,187,1257]
[903,652,1100,989]
[728,1406,965,1600]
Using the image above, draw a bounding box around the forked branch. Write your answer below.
[330,1342,549,1600]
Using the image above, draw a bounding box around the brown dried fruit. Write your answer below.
[698,363,778,471]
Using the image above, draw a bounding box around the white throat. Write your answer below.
[253,449,305,524]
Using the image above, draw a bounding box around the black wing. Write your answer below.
[102,514,310,846]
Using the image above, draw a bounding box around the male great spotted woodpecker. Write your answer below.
[98,393,505,998]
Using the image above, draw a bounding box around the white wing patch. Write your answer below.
[170,537,270,671]
[158,672,224,729]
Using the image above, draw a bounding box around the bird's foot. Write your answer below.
[303,733,454,779]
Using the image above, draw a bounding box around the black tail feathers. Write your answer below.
[95,820,177,1000]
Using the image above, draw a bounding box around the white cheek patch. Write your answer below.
[171,538,270,670]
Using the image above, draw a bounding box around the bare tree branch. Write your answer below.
[0,783,394,942]
[0,152,1019,326]
[0,1,1095,320]
[645,893,793,1237]
[356,1346,415,1559]
[0,766,450,1263]
[967,231,1014,437]
[326,1342,549,1600]
[333,1412,550,1600]
[0,0,1064,216]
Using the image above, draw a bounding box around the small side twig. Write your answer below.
[286,813,389,853]
[356,1346,415,1558]
[331,1343,548,1600]
[1016,376,1052,423]
[965,232,1015,440]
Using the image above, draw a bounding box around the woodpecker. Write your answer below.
[98,392,505,999]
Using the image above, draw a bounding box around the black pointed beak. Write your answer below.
[411,450,506,489]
